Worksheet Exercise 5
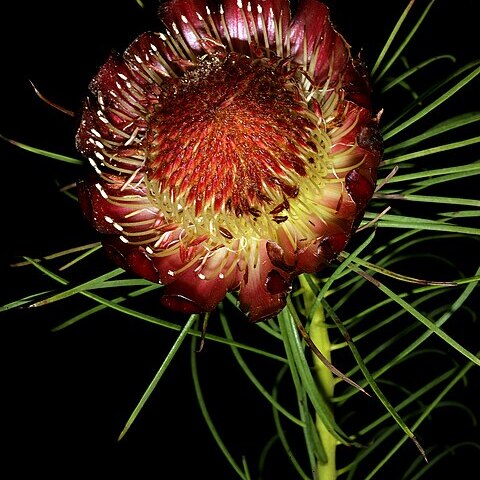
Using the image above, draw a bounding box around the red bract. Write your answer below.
[76,0,383,321]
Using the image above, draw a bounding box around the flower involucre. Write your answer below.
[76,0,383,321]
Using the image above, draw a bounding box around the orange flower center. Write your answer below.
[145,53,318,222]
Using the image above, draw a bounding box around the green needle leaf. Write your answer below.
[118,313,199,441]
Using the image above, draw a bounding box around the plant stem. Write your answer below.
[300,276,337,480]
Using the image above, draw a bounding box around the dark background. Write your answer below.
[1,1,478,478]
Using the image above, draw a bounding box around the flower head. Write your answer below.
[76,0,383,322]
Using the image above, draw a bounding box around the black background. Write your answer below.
[1,1,478,479]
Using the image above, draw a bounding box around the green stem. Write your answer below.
[300,276,337,480]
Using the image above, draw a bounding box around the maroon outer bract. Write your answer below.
[76,0,383,321]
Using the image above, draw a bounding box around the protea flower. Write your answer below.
[75,0,383,322]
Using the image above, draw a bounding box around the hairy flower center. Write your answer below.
[145,53,325,238]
